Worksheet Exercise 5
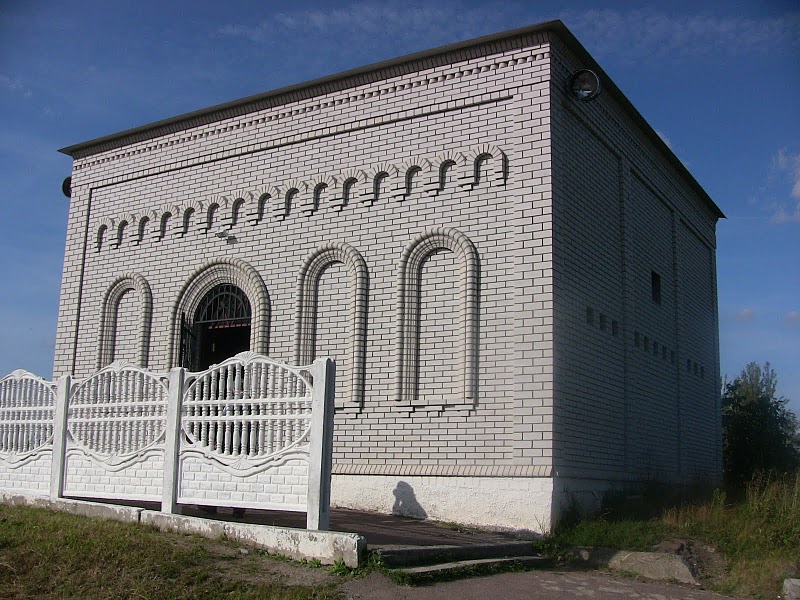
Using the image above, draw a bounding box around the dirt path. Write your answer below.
[340,569,734,600]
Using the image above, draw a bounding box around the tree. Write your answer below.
[722,362,800,486]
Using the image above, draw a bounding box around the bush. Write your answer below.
[722,362,800,487]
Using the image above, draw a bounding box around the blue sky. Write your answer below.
[0,1,798,413]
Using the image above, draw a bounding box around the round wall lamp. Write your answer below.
[568,69,601,101]
[62,176,72,198]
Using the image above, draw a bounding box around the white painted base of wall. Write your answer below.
[331,474,556,533]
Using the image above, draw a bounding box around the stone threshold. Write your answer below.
[571,545,697,585]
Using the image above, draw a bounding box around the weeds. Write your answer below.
[550,471,800,599]
[0,504,338,599]
[327,551,384,578]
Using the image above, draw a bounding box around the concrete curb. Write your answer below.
[571,546,697,585]
[1,493,366,568]
[141,511,366,567]
[783,578,800,600]
[1,493,144,523]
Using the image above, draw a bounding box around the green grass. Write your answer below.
[4,475,799,598]
[0,504,339,599]
[546,472,800,599]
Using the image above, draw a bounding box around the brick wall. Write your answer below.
[54,36,556,479]
[52,27,721,499]
[549,37,721,484]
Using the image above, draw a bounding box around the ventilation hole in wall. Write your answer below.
[644,337,650,352]
[670,350,675,364]
[701,366,705,378]
[612,321,619,336]
[687,359,691,371]
[586,307,594,325]
[651,271,662,305]
[599,314,607,332]
[634,331,640,347]
[662,346,667,360]
[694,362,699,375]
[652,341,659,356]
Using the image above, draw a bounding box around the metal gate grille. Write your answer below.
[180,285,253,371]
[195,284,251,327]
[179,312,197,370]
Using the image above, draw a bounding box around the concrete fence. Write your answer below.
[0,352,335,530]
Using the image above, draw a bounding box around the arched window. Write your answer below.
[169,258,270,369]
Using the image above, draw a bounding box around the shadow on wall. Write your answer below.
[392,481,428,519]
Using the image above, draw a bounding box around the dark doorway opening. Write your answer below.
[180,284,252,371]
[197,321,251,370]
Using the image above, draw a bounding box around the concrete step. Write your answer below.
[374,540,537,567]
[394,555,552,583]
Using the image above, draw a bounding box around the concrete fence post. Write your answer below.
[50,374,71,500]
[306,357,335,530]
[161,367,185,514]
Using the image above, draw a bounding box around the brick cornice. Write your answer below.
[60,23,556,159]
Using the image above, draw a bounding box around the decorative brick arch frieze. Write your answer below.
[460,144,508,190]
[176,201,203,236]
[247,186,279,224]
[132,211,157,245]
[94,145,509,252]
[395,227,479,406]
[362,163,398,205]
[306,175,337,214]
[96,217,115,252]
[294,242,368,408]
[96,273,153,369]
[113,214,134,249]
[168,258,270,368]
[274,180,307,220]
[427,151,467,196]
[226,192,250,228]
[394,157,432,202]
[198,197,227,233]
[337,168,367,209]
[154,204,180,241]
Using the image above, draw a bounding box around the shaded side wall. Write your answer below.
[549,38,721,486]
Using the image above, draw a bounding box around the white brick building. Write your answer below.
[55,20,723,531]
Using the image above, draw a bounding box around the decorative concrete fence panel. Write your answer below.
[0,354,335,530]
[62,361,169,502]
[0,370,56,496]
[164,353,335,529]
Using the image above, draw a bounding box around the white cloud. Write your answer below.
[774,149,800,198]
[735,308,755,322]
[561,9,800,62]
[217,3,484,47]
[773,149,800,222]
[754,149,800,223]
[0,74,32,98]
[654,130,672,149]
[217,5,800,68]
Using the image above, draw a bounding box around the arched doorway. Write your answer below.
[180,284,251,371]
